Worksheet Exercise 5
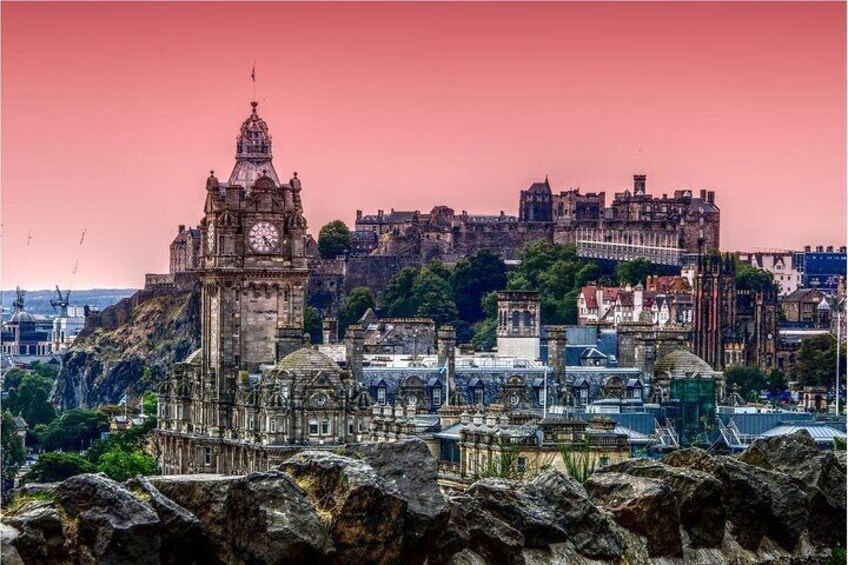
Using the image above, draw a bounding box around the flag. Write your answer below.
[251,63,256,82]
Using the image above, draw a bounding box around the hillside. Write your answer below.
[51,283,201,410]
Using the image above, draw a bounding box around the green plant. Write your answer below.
[476,443,524,480]
[559,440,597,483]
[834,436,846,451]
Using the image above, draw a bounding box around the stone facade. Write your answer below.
[353,173,720,268]
[169,225,202,274]
[496,291,541,360]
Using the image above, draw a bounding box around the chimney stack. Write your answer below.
[437,325,457,390]
[545,326,567,384]
[707,191,715,204]
[345,324,365,381]
[322,318,338,344]
[178,225,185,234]
[275,325,304,361]
[633,174,647,195]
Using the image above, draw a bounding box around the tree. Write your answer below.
[736,259,777,293]
[2,411,26,485]
[381,267,419,318]
[303,306,323,344]
[38,409,109,453]
[338,287,375,337]
[725,365,768,399]
[21,452,96,484]
[412,271,458,326]
[3,371,57,427]
[451,251,508,323]
[96,447,158,482]
[791,334,846,387]
[142,392,158,417]
[616,258,653,287]
[317,220,352,259]
[765,369,788,395]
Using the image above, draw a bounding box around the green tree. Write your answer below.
[765,369,788,395]
[2,411,26,484]
[21,452,96,484]
[3,371,57,427]
[338,287,376,337]
[317,220,352,259]
[96,447,158,482]
[303,306,323,344]
[725,365,768,399]
[38,409,109,453]
[616,258,653,286]
[450,250,507,323]
[735,259,778,292]
[381,267,420,318]
[142,392,158,417]
[412,271,459,326]
[791,334,846,387]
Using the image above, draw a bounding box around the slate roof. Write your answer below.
[275,347,341,373]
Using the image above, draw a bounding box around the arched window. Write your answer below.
[308,418,319,435]
[523,310,532,327]
[321,417,330,435]
[511,310,520,329]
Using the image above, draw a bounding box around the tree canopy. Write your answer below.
[615,258,653,287]
[38,410,110,453]
[338,287,376,337]
[303,306,323,344]
[791,334,845,387]
[96,447,158,482]
[317,220,352,259]
[21,452,96,485]
[735,259,778,293]
[2,411,26,484]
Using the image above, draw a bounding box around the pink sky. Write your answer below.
[2,2,845,289]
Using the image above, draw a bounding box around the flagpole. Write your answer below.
[543,367,548,419]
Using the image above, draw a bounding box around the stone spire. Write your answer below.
[228,101,281,187]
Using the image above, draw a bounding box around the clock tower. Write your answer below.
[200,101,309,434]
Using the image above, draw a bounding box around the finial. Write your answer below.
[293,171,298,178]
[262,169,267,175]
[303,333,312,345]
[209,170,215,176]
[250,100,258,111]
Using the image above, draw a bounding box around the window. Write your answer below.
[177,404,184,420]
[523,310,532,327]
[320,417,330,435]
[517,457,527,474]
[599,456,610,467]
[349,419,355,435]
[204,447,212,466]
[270,417,277,433]
[377,387,387,405]
[248,414,256,431]
[309,418,319,435]
[511,310,520,328]
[475,387,484,405]
[432,388,442,406]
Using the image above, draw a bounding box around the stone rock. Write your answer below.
[436,470,624,564]
[527,469,625,560]
[280,451,410,565]
[125,476,210,564]
[584,471,682,557]
[149,471,331,565]
[0,525,25,565]
[664,448,808,551]
[3,505,68,565]
[54,473,161,565]
[739,430,847,546]
[600,458,726,548]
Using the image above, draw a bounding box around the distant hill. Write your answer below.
[0,288,138,319]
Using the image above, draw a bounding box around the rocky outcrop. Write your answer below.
[2,438,844,565]
[51,282,201,410]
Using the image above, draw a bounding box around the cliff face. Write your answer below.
[51,283,201,410]
[3,432,845,565]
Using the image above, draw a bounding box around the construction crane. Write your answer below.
[50,286,71,317]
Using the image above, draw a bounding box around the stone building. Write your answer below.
[155,101,319,473]
[782,288,830,327]
[352,174,720,270]
[169,225,202,274]
[496,291,541,360]
[738,250,801,297]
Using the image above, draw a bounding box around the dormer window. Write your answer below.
[377,387,387,405]
[474,386,484,405]
[432,388,442,406]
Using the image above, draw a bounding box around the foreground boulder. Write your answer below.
[584,472,682,557]
[739,430,847,546]
[149,471,331,564]
[664,448,809,551]
[600,458,726,548]
[2,437,842,565]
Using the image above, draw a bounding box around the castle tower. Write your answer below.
[200,101,310,434]
[692,252,736,370]
[496,291,542,360]
[437,325,457,384]
[519,177,553,222]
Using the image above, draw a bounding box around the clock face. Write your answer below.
[509,394,520,406]
[248,221,279,253]
[314,393,327,406]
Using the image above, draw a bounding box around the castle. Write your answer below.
[351,174,720,267]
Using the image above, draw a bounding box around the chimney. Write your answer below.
[437,325,457,387]
[322,318,338,345]
[356,210,362,221]
[377,209,384,219]
[817,246,824,252]
[633,174,646,195]
[707,191,715,204]
[345,324,365,381]
[178,225,185,234]
[700,189,707,200]
[804,245,811,252]
[827,246,834,253]
[275,325,303,361]
[545,326,567,383]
